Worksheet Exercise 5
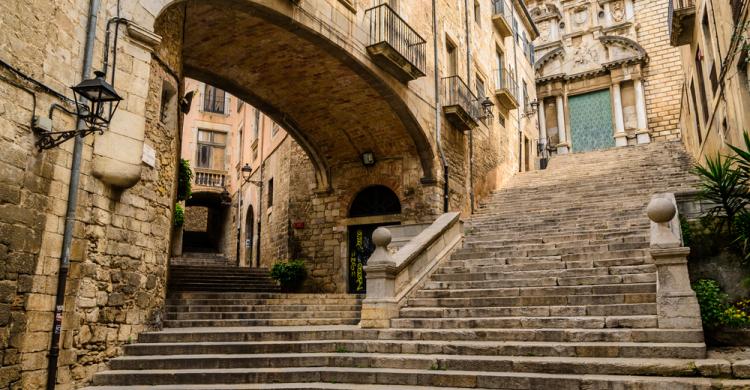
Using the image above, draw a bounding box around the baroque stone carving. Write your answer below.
[611,0,625,23]
[574,6,589,26]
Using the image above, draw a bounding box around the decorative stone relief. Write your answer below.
[573,5,589,27]
[611,0,625,23]
[538,20,551,43]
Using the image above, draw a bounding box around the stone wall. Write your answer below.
[635,0,683,142]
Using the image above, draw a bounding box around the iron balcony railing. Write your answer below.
[366,3,427,74]
[194,167,227,188]
[494,69,518,99]
[668,0,696,46]
[442,76,481,122]
[492,0,513,22]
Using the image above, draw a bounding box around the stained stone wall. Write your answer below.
[0,0,542,387]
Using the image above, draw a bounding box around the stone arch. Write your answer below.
[535,47,564,74]
[153,0,436,192]
[599,35,649,66]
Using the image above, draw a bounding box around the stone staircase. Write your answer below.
[168,264,280,293]
[85,143,750,389]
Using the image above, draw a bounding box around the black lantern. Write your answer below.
[72,70,122,129]
[36,70,122,150]
[241,163,262,186]
[480,97,495,120]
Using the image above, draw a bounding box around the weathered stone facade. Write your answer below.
[530,0,683,153]
[670,0,750,162]
[0,0,540,388]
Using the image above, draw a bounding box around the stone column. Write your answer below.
[538,98,548,146]
[647,195,702,330]
[612,82,627,147]
[556,95,569,154]
[360,227,399,328]
[603,2,612,26]
[634,78,651,144]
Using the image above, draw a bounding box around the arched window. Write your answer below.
[348,185,401,217]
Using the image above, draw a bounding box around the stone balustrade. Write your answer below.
[360,212,462,328]
[647,193,702,329]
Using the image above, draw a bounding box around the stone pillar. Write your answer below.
[556,95,569,154]
[612,82,627,147]
[603,2,612,26]
[634,78,651,144]
[647,195,702,330]
[538,98,548,145]
[359,227,399,328]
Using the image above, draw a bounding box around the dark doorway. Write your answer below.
[347,185,402,293]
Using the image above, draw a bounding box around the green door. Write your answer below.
[569,89,615,153]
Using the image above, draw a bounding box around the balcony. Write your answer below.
[669,0,696,46]
[365,4,427,83]
[494,69,518,110]
[442,76,480,131]
[491,0,513,38]
[194,167,227,189]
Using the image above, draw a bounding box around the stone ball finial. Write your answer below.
[647,197,676,223]
[372,227,392,248]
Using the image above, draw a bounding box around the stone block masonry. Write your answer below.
[636,0,684,141]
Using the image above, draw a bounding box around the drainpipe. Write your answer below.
[464,0,475,214]
[256,117,265,267]
[432,0,449,213]
[47,1,100,388]
[236,115,244,266]
[512,0,522,173]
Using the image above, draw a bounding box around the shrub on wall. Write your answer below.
[177,159,193,202]
[173,203,185,227]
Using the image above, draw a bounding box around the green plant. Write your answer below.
[177,159,193,201]
[722,304,750,328]
[270,259,307,292]
[680,215,693,248]
[173,203,184,227]
[693,279,728,329]
[733,210,750,261]
[692,153,748,233]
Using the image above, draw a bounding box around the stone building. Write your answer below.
[0,0,541,388]
[528,0,684,153]
[668,0,750,161]
[176,78,298,267]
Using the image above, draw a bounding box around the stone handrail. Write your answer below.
[360,212,463,328]
[647,193,702,329]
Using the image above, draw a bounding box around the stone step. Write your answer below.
[107,353,712,376]
[165,311,361,320]
[137,326,703,344]
[390,315,659,330]
[431,267,612,282]
[399,303,657,318]
[167,293,362,299]
[409,285,656,305]
[423,274,655,290]
[91,366,731,388]
[163,318,362,328]
[166,304,361,313]
[121,341,703,359]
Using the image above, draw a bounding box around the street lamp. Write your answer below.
[36,70,122,150]
[241,163,262,186]
[522,99,539,119]
[479,97,495,121]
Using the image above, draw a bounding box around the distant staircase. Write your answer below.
[86,143,750,389]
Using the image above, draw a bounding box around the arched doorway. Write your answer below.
[347,185,402,293]
[244,206,254,267]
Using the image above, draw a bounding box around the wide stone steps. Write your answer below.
[107,353,714,375]
[168,265,279,293]
[399,303,657,318]
[136,326,703,344]
[389,315,660,330]
[163,318,362,328]
[90,366,749,389]
[423,274,655,290]
[166,304,360,313]
[119,340,704,359]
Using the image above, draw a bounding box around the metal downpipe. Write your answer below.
[433,0,449,213]
[47,0,101,388]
